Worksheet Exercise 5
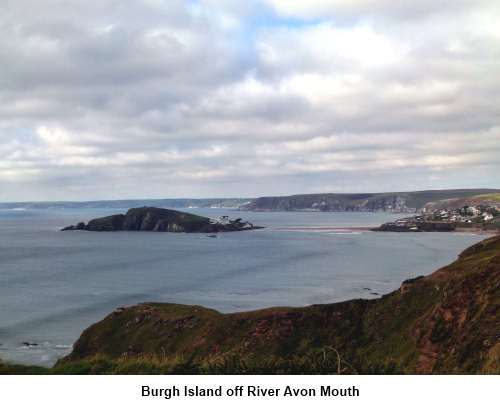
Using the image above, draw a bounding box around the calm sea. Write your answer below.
[0,208,486,366]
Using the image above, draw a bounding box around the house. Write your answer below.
[483,213,494,221]
[217,215,231,225]
[466,206,480,216]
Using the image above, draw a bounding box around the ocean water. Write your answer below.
[0,208,487,367]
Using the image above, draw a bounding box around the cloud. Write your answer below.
[264,0,500,21]
[0,0,499,201]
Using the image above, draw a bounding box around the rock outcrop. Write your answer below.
[372,221,457,232]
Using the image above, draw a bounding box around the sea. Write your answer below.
[0,208,487,367]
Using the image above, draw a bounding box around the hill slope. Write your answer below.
[45,235,500,374]
[242,189,500,212]
[424,193,500,211]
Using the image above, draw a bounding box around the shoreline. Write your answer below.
[271,226,373,232]
[271,226,498,235]
[0,220,495,370]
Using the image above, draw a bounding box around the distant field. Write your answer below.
[475,193,500,202]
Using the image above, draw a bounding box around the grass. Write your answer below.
[475,193,500,202]
[2,236,499,375]
[1,352,370,375]
[0,361,49,375]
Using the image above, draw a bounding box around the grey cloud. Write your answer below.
[264,0,500,22]
[0,0,499,201]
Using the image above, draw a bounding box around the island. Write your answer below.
[2,235,499,374]
[61,207,262,233]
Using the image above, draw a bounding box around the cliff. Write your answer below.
[61,207,261,233]
[241,189,500,213]
[48,235,500,374]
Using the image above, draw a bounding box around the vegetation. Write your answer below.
[424,193,500,212]
[242,189,500,212]
[475,193,500,202]
[3,236,499,375]
[0,361,48,375]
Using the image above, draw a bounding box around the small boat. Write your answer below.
[22,342,39,347]
[206,234,218,238]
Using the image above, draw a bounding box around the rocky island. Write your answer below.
[61,207,262,233]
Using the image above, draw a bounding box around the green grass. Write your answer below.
[0,361,49,375]
[475,193,500,202]
[3,236,500,375]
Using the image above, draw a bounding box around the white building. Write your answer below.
[483,213,494,221]
[467,206,480,216]
[217,215,230,225]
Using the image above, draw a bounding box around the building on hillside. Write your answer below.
[466,206,480,216]
[483,212,494,221]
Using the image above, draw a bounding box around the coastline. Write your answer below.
[3,234,499,375]
[271,226,373,232]
[272,226,499,235]
[1,208,497,373]
[2,209,486,369]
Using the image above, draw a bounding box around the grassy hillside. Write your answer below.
[424,193,500,211]
[475,193,500,202]
[243,189,500,212]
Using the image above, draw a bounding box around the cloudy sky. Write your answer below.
[1,0,499,201]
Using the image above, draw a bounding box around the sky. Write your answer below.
[1,0,499,201]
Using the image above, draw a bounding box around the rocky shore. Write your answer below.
[372,221,456,232]
[372,220,499,233]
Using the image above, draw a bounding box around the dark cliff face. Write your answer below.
[86,214,126,231]
[62,207,260,233]
[62,207,209,232]
[242,194,415,213]
[118,207,210,232]
[57,236,500,374]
